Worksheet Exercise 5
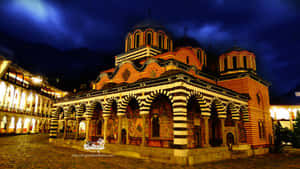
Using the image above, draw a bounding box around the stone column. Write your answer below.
[103,117,109,143]
[234,120,239,144]
[85,119,91,142]
[141,114,147,146]
[63,120,67,139]
[220,118,226,146]
[203,116,210,147]
[117,115,122,144]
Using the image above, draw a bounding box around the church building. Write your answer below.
[49,19,273,165]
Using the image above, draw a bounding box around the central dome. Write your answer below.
[125,19,173,52]
[131,19,167,32]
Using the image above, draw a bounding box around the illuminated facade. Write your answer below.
[0,54,66,135]
[49,20,273,165]
[270,105,299,130]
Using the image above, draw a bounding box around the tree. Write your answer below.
[292,112,300,148]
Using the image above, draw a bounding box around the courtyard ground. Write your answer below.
[0,134,300,169]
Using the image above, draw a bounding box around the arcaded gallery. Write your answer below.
[0,55,66,135]
[49,20,273,165]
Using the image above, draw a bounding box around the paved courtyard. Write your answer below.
[0,134,300,169]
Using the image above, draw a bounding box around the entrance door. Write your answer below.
[227,133,234,146]
[121,129,127,144]
[194,126,201,147]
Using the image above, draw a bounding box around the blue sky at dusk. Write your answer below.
[0,0,299,99]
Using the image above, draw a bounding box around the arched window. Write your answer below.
[146,32,152,46]
[224,58,228,71]
[243,56,247,69]
[197,50,202,63]
[256,93,261,105]
[158,34,164,49]
[186,56,189,64]
[258,121,265,139]
[135,33,140,48]
[127,36,131,50]
[166,39,170,50]
[232,56,237,69]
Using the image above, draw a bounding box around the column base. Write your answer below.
[202,144,211,148]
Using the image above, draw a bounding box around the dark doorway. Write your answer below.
[227,132,234,146]
[194,126,202,147]
[121,129,127,144]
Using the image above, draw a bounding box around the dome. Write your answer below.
[219,46,257,74]
[130,19,168,33]
[125,19,173,52]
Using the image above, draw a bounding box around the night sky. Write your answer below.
[0,0,300,103]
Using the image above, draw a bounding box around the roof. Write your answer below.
[129,19,171,36]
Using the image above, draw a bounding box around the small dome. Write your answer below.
[219,46,257,74]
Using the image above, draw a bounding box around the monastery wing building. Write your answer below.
[0,51,67,135]
[50,20,273,165]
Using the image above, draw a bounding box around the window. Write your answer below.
[127,36,131,50]
[258,121,265,139]
[146,32,152,46]
[186,56,189,64]
[256,93,261,105]
[232,56,237,69]
[135,33,140,48]
[167,39,170,50]
[152,115,160,137]
[158,34,164,48]
[197,50,202,63]
[243,56,247,69]
[224,58,228,71]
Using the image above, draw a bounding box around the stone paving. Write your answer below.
[0,134,300,169]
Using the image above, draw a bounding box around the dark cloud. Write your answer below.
[0,0,299,98]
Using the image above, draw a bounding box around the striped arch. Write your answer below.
[65,105,76,119]
[186,91,211,117]
[240,105,249,122]
[84,101,103,118]
[103,97,118,115]
[227,103,240,120]
[211,98,226,119]
[141,89,174,114]
[76,103,86,118]
[119,94,142,114]
[49,107,63,138]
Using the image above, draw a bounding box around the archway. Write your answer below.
[225,104,235,127]
[0,116,8,133]
[31,119,36,133]
[8,117,15,133]
[91,102,103,139]
[187,96,203,148]
[107,100,118,143]
[210,101,221,146]
[16,118,22,134]
[125,98,140,145]
[79,121,86,140]
[23,118,30,133]
[149,94,173,148]
[121,129,127,144]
